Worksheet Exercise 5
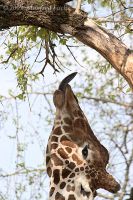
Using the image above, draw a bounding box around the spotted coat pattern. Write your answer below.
[46,75,120,200]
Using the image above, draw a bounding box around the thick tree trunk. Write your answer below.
[0,0,133,88]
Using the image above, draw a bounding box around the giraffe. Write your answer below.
[46,72,120,200]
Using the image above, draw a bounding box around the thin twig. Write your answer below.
[1,47,18,64]
[82,96,133,108]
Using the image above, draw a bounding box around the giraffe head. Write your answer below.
[46,73,120,200]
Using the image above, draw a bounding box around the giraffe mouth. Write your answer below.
[80,185,91,198]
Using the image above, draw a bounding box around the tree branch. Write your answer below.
[82,96,133,108]
[0,167,45,177]
[0,0,133,88]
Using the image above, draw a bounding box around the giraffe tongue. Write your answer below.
[80,185,91,198]
[58,72,77,91]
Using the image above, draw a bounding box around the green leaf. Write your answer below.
[126,88,131,93]
[60,38,67,45]
[17,93,26,100]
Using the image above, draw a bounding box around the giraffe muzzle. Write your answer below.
[97,170,121,193]
[53,72,77,108]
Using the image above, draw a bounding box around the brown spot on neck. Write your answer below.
[68,194,76,200]
[60,182,66,189]
[73,110,84,118]
[55,192,65,200]
[50,187,55,197]
[47,167,52,177]
[69,173,75,178]
[67,185,75,192]
[65,147,72,153]
[46,155,50,165]
[58,148,69,159]
[62,168,71,179]
[67,162,76,170]
[53,169,60,185]
[80,167,84,171]
[63,126,73,133]
[74,118,87,132]
[73,110,79,117]
[75,168,79,172]
[61,141,76,148]
[51,143,58,149]
[51,136,59,143]
[60,135,69,142]
[64,117,72,126]
[53,127,62,135]
[72,154,83,165]
[51,153,63,166]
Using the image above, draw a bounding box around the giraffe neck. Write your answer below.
[47,74,120,200]
[47,114,96,200]
[49,178,94,200]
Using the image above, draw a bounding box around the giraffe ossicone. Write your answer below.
[46,72,120,200]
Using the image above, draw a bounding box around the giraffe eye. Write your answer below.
[82,145,88,159]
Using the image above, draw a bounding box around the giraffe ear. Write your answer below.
[98,170,120,193]
[53,90,65,108]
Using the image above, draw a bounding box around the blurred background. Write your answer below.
[0,0,133,199]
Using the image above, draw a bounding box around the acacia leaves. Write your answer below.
[0,0,132,98]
